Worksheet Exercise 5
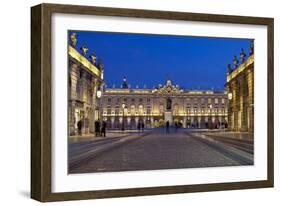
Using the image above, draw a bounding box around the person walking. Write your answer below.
[137,121,141,132]
[77,120,82,135]
[101,120,107,137]
[95,120,100,137]
[166,120,170,134]
[141,121,144,132]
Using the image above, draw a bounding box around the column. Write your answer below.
[111,117,114,129]
[183,116,187,128]
[91,79,98,133]
[69,100,76,135]
[205,116,208,128]
[127,117,131,128]
[135,117,139,128]
[151,116,154,128]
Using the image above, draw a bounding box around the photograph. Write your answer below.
[67,30,254,174]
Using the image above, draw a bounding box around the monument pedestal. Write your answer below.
[164,111,173,124]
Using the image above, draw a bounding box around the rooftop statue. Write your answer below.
[240,48,246,63]
[121,76,128,89]
[70,32,77,47]
[80,45,88,56]
[89,50,96,64]
[249,40,254,55]
[233,55,239,69]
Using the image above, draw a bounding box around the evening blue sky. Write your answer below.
[69,30,252,90]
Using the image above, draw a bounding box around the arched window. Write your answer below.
[139,105,144,115]
[146,106,151,115]
[115,106,119,116]
[107,106,111,115]
[130,105,135,116]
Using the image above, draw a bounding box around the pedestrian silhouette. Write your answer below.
[95,120,100,137]
[141,121,144,132]
[137,121,141,132]
[77,120,82,135]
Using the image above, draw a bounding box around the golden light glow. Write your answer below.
[68,45,102,78]
[227,54,254,82]
[105,89,150,94]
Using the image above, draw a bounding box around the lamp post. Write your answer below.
[228,92,233,101]
[96,87,102,122]
[227,92,233,130]
[122,103,126,131]
[209,104,213,129]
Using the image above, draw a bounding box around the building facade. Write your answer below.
[101,78,228,130]
[68,32,104,136]
[226,43,254,133]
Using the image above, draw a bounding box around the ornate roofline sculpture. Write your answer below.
[152,80,184,94]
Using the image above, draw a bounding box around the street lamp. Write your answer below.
[209,104,213,129]
[97,90,102,99]
[227,92,233,130]
[122,103,126,131]
[96,87,102,122]
[228,92,233,100]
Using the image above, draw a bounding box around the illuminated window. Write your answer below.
[115,106,119,116]
[147,106,151,115]
[222,98,225,104]
[130,105,135,115]
[215,98,218,104]
[208,98,212,104]
[139,105,144,115]
[107,106,111,115]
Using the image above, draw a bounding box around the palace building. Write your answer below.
[68,32,104,136]
[67,32,234,135]
[101,77,228,129]
[225,42,254,133]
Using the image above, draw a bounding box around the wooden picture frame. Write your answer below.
[31,3,274,202]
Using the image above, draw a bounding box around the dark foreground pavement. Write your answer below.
[68,128,253,174]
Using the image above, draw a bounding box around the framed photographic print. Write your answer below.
[31,3,274,202]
